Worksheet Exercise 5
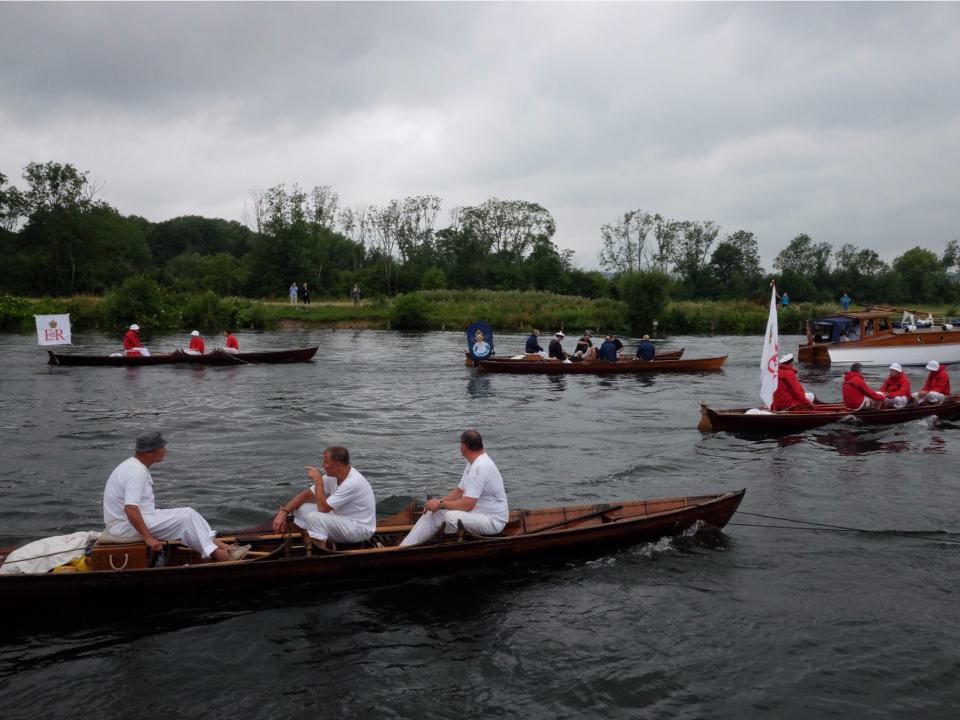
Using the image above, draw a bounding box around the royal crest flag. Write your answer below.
[35,314,72,346]
[759,283,779,408]
[465,319,494,362]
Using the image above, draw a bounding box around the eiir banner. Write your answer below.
[35,314,72,346]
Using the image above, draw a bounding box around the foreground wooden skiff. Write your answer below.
[698,397,960,434]
[0,490,744,605]
[464,348,685,367]
[475,355,726,374]
[46,347,318,366]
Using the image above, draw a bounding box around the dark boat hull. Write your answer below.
[475,355,726,374]
[698,397,960,434]
[465,348,685,367]
[47,347,318,366]
[0,491,744,606]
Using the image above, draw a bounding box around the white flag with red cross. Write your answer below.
[760,283,778,408]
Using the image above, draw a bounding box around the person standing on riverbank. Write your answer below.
[289,283,298,306]
[840,293,851,311]
[352,284,361,307]
[302,283,311,305]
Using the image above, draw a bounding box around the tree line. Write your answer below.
[2,161,958,308]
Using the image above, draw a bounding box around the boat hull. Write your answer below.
[0,491,744,608]
[46,348,319,366]
[698,398,960,434]
[465,348,685,367]
[475,355,726,374]
[799,329,960,367]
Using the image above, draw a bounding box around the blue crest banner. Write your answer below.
[466,320,494,362]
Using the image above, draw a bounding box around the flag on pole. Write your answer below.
[35,314,72,346]
[759,283,778,408]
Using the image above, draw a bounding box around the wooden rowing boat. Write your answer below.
[474,355,726,374]
[46,347,319,366]
[0,490,744,606]
[464,348,685,367]
[697,396,960,434]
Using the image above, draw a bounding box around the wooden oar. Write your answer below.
[527,505,624,535]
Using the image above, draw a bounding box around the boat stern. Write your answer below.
[697,402,714,431]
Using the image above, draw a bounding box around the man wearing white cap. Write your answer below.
[913,361,951,405]
[548,331,570,362]
[123,324,150,357]
[103,432,248,562]
[771,354,815,411]
[185,330,205,355]
[879,363,911,408]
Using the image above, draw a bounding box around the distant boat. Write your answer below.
[475,355,726,374]
[464,348,685,366]
[798,306,960,367]
[698,397,960,435]
[46,347,318,366]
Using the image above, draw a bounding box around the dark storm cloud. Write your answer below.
[2,3,959,267]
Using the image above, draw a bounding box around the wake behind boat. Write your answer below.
[47,347,318,366]
[0,490,744,608]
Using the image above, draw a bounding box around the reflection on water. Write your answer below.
[813,429,911,456]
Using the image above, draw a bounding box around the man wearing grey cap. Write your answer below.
[102,432,248,562]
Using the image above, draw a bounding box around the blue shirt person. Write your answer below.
[636,335,656,361]
[598,335,619,362]
[780,292,789,309]
[525,330,543,354]
[840,293,851,311]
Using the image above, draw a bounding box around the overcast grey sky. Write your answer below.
[2,2,959,270]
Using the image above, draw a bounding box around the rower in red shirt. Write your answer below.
[188,330,205,355]
[842,362,885,410]
[771,354,816,411]
[913,360,950,405]
[123,324,150,357]
[223,330,240,355]
[879,363,911,408]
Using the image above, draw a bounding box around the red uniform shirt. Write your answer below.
[189,336,205,353]
[225,334,239,350]
[880,372,911,399]
[123,330,143,351]
[772,365,814,411]
[842,371,884,410]
[921,367,950,395]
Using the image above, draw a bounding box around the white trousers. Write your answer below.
[290,294,298,305]
[885,395,908,408]
[184,349,201,355]
[125,347,151,356]
[292,503,372,543]
[223,347,239,354]
[400,509,506,547]
[857,396,881,410]
[914,391,946,405]
[109,507,218,557]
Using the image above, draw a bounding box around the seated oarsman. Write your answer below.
[842,363,885,410]
[223,330,240,354]
[598,334,619,362]
[525,329,544,354]
[913,360,950,405]
[272,446,376,549]
[123,324,150,357]
[880,363,911,408]
[771,354,816,411]
[573,330,594,359]
[185,330,205,355]
[612,335,626,356]
[548,331,571,362]
[401,430,508,546]
[636,335,656,361]
[103,432,248,561]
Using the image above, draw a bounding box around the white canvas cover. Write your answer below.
[35,314,72,346]
[0,531,100,574]
[760,283,779,409]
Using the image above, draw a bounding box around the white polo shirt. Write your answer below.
[458,452,508,523]
[310,467,376,533]
[103,457,156,523]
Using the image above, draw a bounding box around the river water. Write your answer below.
[1,329,959,718]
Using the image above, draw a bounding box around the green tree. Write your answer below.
[617,269,671,333]
[892,246,949,303]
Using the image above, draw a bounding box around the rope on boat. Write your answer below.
[732,511,960,545]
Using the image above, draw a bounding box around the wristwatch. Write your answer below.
[438,500,444,510]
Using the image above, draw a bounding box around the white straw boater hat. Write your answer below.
[129,324,140,330]
[555,331,565,337]
[889,363,902,372]
[779,353,794,364]
[191,330,200,336]
[927,361,940,372]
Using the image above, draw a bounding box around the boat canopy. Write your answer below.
[810,316,859,343]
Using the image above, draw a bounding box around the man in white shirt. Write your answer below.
[103,432,248,561]
[401,430,508,546]
[272,446,376,548]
